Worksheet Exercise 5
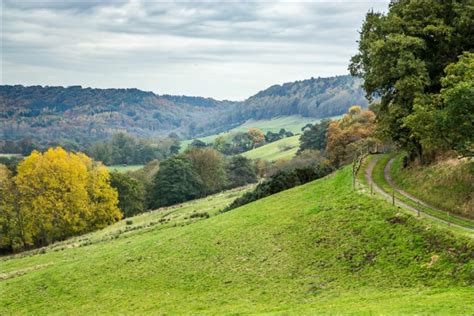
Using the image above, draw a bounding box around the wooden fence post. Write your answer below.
[392,190,395,205]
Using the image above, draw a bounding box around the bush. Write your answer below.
[224,164,333,212]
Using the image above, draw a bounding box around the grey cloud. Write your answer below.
[1,0,389,99]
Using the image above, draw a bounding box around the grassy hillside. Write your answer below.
[1,166,472,314]
[390,154,473,220]
[180,115,320,150]
[107,165,145,173]
[242,135,300,161]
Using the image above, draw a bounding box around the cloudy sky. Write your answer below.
[1,0,388,100]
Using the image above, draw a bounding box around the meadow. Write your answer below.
[1,166,472,314]
[180,115,323,150]
[106,165,145,173]
[242,135,300,161]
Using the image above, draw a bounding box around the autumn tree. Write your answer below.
[326,106,377,167]
[0,148,121,251]
[248,128,265,148]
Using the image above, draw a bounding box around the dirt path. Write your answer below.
[364,155,473,232]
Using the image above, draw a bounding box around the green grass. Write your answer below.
[370,154,474,230]
[107,165,144,173]
[0,153,23,158]
[180,115,331,150]
[390,153,473,220]
[242,135,300,161]
[1,167,472,314]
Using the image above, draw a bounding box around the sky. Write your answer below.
[1,0,389,100]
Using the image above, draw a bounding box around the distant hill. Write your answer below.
[0,75,368,146]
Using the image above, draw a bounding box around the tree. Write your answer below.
[149,155,203,208]
[349,1,474,162]
[326,106,377,167]
[110,172,146,218]
[248,128,265,148]
[185,148,227,195]
[0,148,122,251]
[298,119,331,153]
[189,139,207,149]
[226,156,257,188]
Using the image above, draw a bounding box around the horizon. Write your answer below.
[0,73,355,101]
[1,0,388,100]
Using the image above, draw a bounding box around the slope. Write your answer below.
[1,167,472,314]
[242,135,300,161]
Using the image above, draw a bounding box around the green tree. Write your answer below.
[149,155,203,208]
[226,156,257,188]
[298,119,331,153]
[110,172,146,218]
[186,148,228,194]
[349,0,474,161]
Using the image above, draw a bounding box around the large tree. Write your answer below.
[185,148,228,195]
[149,155,203,208]
[0,148,121,251]
[349,0,474,161]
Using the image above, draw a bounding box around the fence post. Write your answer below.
[370,183,373,195]
[447,211,450,226]
[392,190,395,205]
[417,201,420,217]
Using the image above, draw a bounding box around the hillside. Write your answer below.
[1,167,472,314]
[180,115,318,150]
[242,135,300,161]
[0,75,366,147]
[389,154,473,220]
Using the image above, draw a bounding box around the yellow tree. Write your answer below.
[11,147,121,248]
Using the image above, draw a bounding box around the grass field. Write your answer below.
[106,165,144,173]
[242,135,300,161]
[180,115,328,150]
[1,166,472,314]
[0,153,23,158]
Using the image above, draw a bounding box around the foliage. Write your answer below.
[298,119,331,153]
[404,52,474,157]
[148,155,203,209]
[110,172,146,218]
[225,164,332,211]
[326,106,377,167]
[0,147,121,252]
[247,128,265,148]
[225,156,258,188]
[1,76,367,147]
[185,148,228,195]
[350,1,473,161]
[87,133,178,165]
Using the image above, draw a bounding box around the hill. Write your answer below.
[242,135,300,161]
[1,167,472,314]
[180,115,318,150]
[1,75,367,147]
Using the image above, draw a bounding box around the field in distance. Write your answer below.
[180,115,324,150]
[242,135,300,161]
